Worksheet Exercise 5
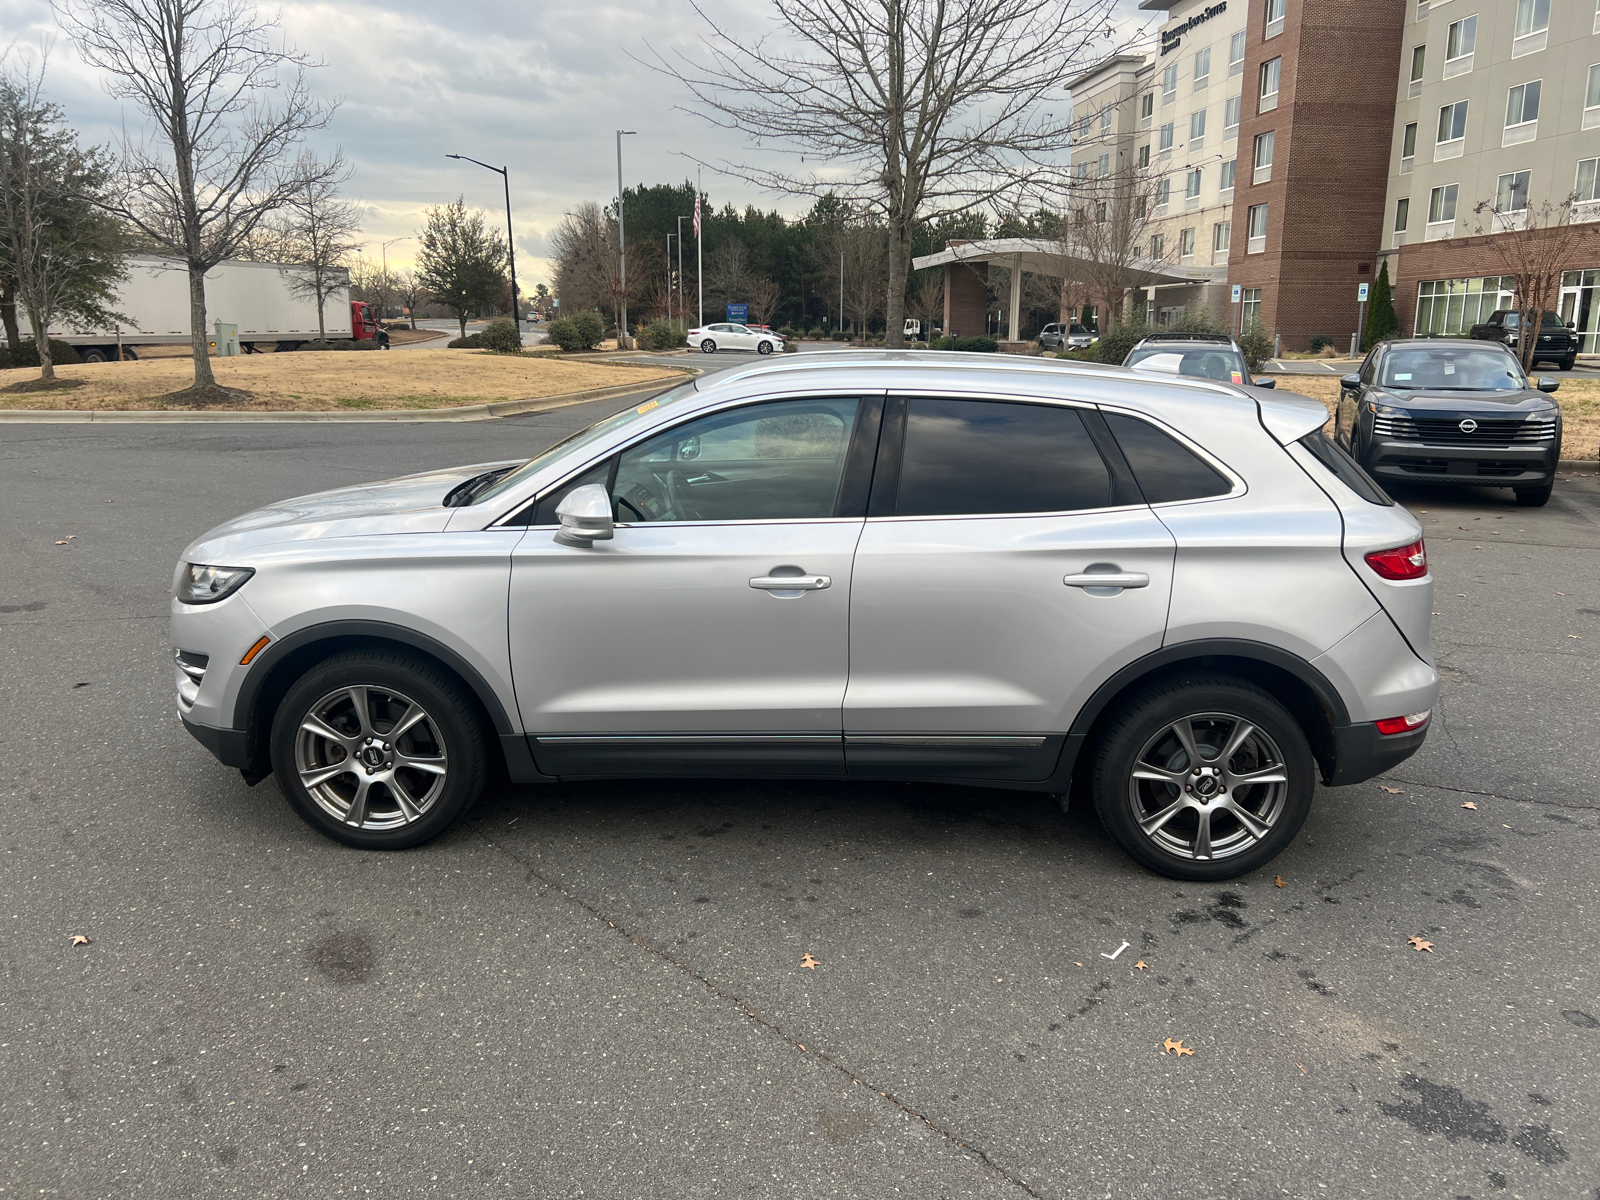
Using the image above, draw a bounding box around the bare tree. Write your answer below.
[349,255,397,321]
[274,153,360,339]
[55,0,341,396]
[0,56,124,381]
[908,267,943,337]
[703,237,751,315]
[656,0,1117,348]
[550,202,617,318]
[1472,194,1584,372]
[393,269,425,329]
[746,275,780,327]
[1069,165,1161,327]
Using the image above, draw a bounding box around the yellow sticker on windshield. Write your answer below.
[635,399,659,415]
[1231,372,1243,384]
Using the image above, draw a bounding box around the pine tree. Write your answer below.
[1363,260,1400,350]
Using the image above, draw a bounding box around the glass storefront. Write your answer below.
[1414,276,1515,336]
[1560,270,1600,354]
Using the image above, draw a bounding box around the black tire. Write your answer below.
[80,347,110,364]
[700,339,717,354]
[1091,675,1316,881]
[757,340,774,355]
[278,341,301,353]
[121,347,138,361]
[1560,354,1577,372]
[1515,481,1553,507]
[269,649,489,850]
[378,333,391,349]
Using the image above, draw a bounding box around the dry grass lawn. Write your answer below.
[1269,374,1599,460]
[0,348,680,411]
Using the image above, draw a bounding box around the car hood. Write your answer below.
[1368,389,1558,413]
[181,460,524,559]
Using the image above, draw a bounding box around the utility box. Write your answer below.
[212,321,240,357]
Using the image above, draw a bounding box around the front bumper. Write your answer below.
[1367,438,1557,487]
[181,713,254,769]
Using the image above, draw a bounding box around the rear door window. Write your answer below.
[890,397,1112,516]
[1103,413,1232,503]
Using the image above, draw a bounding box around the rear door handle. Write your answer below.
[1063,572,1149,589]
[750,574,831,591]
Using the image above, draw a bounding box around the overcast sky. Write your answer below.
[3,0,1151,286]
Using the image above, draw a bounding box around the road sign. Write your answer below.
[1231,284,1242,303]
[726,303,748,324]
[1357,282,1370,302]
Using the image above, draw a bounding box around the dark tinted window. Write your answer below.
[1298,430,1394,506]
[1104,413,1232,503]
[894,398,1111,516]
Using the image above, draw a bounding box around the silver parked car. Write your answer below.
[172,353,1438,880]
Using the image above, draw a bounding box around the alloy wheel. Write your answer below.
[1126,712,1289,862]
[293,685,448,830]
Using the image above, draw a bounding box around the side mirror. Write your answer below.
[1537,376,1560,393]
[1255,377,1276,389]
[554,484,615,547]
[1340,373,1362,390]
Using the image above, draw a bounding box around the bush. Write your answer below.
[1091,321,1150,365]
[1056,347,1099,362]
[1236,323,1277,373]
[783,341,799,353]
[447,333,483,349]
[641,320,684,351]
[831,331,847,341]
[299,338,380,351]
[0,339,82,369]
[777,326,797,339]
[479,317,523,354]
[930,335,999,353]
[1308,334,1334,353]
[545,313,605,352]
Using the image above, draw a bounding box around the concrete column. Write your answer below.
[1007,257,1022,343]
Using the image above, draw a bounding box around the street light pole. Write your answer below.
[616,130,637,349]
[675,215,689,331]
[379,237,411,322]
[445,153,520,325]
[666,232,676,328]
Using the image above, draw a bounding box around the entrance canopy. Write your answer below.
[912,238,1214,342]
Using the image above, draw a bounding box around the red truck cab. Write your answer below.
[350,301,389,347]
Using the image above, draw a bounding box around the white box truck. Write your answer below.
[5,254,387,362]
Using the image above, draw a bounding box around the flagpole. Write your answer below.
[696,168,704,327]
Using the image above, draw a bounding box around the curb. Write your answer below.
[1558,460,1598,472]
[0,368,697,424]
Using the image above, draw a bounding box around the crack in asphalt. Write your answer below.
[1383,776,1600,813]
[468,824,1046,1199]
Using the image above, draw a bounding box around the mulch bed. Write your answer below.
[1,377,87,394]
[153,383,256,408]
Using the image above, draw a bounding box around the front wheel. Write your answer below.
[700,339,717,354]
[757,340,774,355]
[1560,353,1577,371]
[269,650,489,850]
[1092,676,1315,881]
[1515,481,1553,507]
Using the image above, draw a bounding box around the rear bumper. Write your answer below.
[1368,438,1557,487]
[1326,721,1428,786]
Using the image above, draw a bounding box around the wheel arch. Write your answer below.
[230,621,518,775]
[1065,640,1347,788]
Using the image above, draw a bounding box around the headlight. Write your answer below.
[1365,402,1407,417]
[178,563,255,605]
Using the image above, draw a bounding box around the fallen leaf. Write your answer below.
[1379,785,1404,794]
[1295,1059,1308,1076]
[70,934,91,946]
[1135,960,1148,970]
[1570,635,1582,639]
[1162,1038,1195,1057]
[72,682,91,689]
[1406,935,1433,953]
[54,536,76,545]
[800,953,819,970]
[1073,961,1083,967]
[1461,801,1477,810]
[1274,875,1287,888]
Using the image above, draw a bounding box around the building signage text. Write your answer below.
[1161,2,1227,55]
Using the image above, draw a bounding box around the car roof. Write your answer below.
[1378,338,1515,350]
[1133,333,1238,346]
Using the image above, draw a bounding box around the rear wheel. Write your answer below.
[757,340,774,355]
[1515,481,1553,507]
[700,339,717,354]
[270,650,488,850]
[80,347,110,364]
[1092,676,1315,881]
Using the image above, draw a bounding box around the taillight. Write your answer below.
[1375,710,1431,735]
[1365,539,1427,580]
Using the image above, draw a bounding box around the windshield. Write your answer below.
[1379,347,1526,390]
[471,381,699,506]
[1125,346,1249,385]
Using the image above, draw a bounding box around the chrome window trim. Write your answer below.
[1093,401,1250,505]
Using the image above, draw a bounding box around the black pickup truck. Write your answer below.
[1468,309,1580,370]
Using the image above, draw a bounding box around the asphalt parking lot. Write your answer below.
[2,400,1597,1199]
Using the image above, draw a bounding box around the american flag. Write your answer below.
[693,193,701,238]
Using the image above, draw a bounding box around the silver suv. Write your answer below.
[172,353,1438,880]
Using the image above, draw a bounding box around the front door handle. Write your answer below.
[1063,571,1149,590]
[750,574,831,591]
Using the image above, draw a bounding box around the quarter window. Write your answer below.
[1105,414,1231,504]
[892,399,1111,517]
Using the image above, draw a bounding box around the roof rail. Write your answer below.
[1137,332,1236,345]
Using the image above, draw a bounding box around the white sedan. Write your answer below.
[687,323,783,355]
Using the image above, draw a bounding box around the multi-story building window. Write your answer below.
[1241,287,1262,327]
[1393,197,1410,246]
[1225,95,1241,137]
[1076,162,1089,180]
[1186,167,1203,198]
[1513,0,1550,57]
[1180,227,1196,259]
[1155,177,1172,207]
[1163,63,1179,101]
[1101,105,1114,131]
[1220,158,1237,192]
[1495,170,1531,216]
[1229,31,1247,76]
[1212,221,1231,263]
[1098,153,1110,176]
[1504,81,1540,146]
[1426,182,1459,239]
[1140,92,1154,127]
[1409,45,1426,98]
[1260,58,1281,113]
[1247,203,1268,253]
[1444,16,1477,78]
[1194,48,1211,88]
[1265,0,1286,39]
[1578,157,1600,204]
[1400,122,1418,173]
[1253,131,1275,184]
[1416,276,1515,335]
[1190,109,1207,146]
[1587,65,1600,130]
[1159,121,1175,151]
[1435,100,1468,160]
[1150,233,1165,260]
[1138,143,1150,168]
[1095,200,1108,223]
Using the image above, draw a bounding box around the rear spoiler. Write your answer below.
[1254,391,1332,445]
